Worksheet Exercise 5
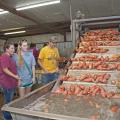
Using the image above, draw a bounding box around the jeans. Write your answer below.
[2,88,15,120]
[41,72,59,85]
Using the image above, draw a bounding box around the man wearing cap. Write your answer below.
[38,38,60,85]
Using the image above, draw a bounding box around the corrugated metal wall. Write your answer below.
[0,39,6,53]
[37,41,73,57]
[8,33,73,57]
[8,33,65,43]
[56,42,73,57]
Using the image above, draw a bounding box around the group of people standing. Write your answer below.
[0,39,60,120]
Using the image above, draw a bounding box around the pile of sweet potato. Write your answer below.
[71,55,120,62]
[55,84,115,98]
[69,61,120,71]
[84,29,119,36]
[60,73,111,83]
[76,46,109,53]
[80,41,120,47]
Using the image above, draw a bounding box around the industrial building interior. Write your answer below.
[0,0,120,120]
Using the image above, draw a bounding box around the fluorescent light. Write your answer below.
[0,9,9,15]
[2,27,25,32]
[16,0,60,11]
[0,9,4,11]
[4,31,26,35]
[0,11,9,15]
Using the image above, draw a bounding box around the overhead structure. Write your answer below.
[72,16,120,48]
[0,0,70,39]
[0,0,120,39]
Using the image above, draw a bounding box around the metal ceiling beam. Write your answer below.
[0,29,70,39]
[0,21,70,33]
[0,0,40,25]
[63,33,67,42]
[74,16,120,23]
[0,0,65,35]
[83,21,120,26]
[82,21,120,30]
[0,22,70,39]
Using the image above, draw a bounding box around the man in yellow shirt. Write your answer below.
[38,40,60,85]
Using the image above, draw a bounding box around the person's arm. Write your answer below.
[56,48,60,60]
[3,68,20,80]
[32,65,36,83]
[31,54,36,83]
[1,55,20,81]
[38,59,48,73]
[38,48,48,73]
[55,48,60,67]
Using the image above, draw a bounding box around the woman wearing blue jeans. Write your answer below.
[0,43,20,120]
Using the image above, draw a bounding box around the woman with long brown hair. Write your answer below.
[13,40,36,97]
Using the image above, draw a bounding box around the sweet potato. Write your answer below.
[110,105,119,113]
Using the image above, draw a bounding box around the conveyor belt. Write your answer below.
[24,93,120,120]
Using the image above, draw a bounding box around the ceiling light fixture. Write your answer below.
[16,0,60,11]
[2,27,25,32]
[4,30,26,35]
[0,11,9,15]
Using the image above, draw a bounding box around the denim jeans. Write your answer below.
[2,88,15,120]
[41,72,59,85]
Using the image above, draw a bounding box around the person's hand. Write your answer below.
[18,79,21,86]
[14,75,21,86]
[14,75,21,80]
[32,77,36,84]
[44,69,49,74]
[116,81,120,88]
[54,67,59,73]
[111,80,116,85]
